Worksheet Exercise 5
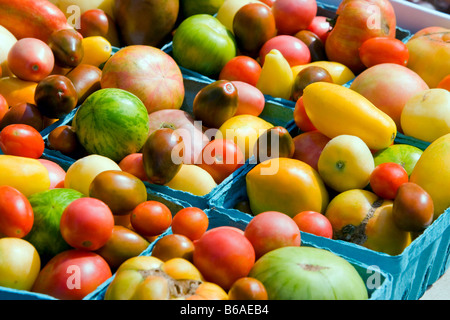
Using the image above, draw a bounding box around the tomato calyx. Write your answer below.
[334,198,384,244]
[138,268,203,299]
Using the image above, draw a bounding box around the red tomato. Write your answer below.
[32,249,112,300]
[259,35,311,67]
[197,138,245,184]
[193,227,255,290]
[60,197,115,251]
[259,0,275,6]
[171,207,209,241]
[369,162,409,200]
[0,124,45,158]
[0,185,34,238]
[118,152,148,181]
[219,56,262,87]
[293,96,316,132]
[293,210,333,238]
[7,38,54,82]
[0,94,8,123]
[359,37,409,68]
[130,201,172,237]
[272,0,317,35]
[307,16,331,43]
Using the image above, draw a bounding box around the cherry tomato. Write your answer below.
[130,201,172,237]
[80,9,110,38]
[197,138,245,184]
[118,153,148,181]
[307,16,332,43]
[359,37,409,68]
[7,38,54,82]
[228,277,268,300]
[293,96,316,132]
[171,207,209,241]
[293,210,333,239]
[219,56,262,87]
[0,124,44,158]
[369,162,409,200]
[0,185,34,238]
[151,233,195,262]
[47,125,83,156]
[60,197,115,251]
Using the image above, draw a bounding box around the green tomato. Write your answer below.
[172,14,237,77]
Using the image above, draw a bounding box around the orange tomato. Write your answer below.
[171,207,209,241]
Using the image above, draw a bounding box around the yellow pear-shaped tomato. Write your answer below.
[410,133,450,219]
[0,155,51,197]
[164,164,217,196]
[246,157,329,217]
[303,82,397,150]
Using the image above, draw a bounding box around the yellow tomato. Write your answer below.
[256,49,293,100]
[162,258,204,281]
[291,61,355,85]
[303,82,397,150]
[0,155,51,197]
[246,157,329,217]
[64,154,122,195]
[0,238,41,291]
[317,135,375,193]
[406,27,450,88]
[0,77,37,106]
[325,189,411,256]
[165,164,217,196]
[410,133,450,219]
[217,114,273,160]
[80,36,112,67]
[400,88,450,143]
[0,25,17,78]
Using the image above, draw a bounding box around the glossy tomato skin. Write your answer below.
[254,126,295,163]
[48,29,84,68]
[34,75,78,119]
[228,277,268,300]
[291,66,333,101]
[259,35,311,67]
[47,124,84,157]
[37,159,66,189]
[193,227,255,290]
[0,186,34,238]
[272,0,317,35]
[369,162,409,200]
[118,153,148,181]
[0,124,44,158]
[60,197,115,251]
[307,16,331,43]
[219,56,262,87]
[142,128,184,185]
[294,30,327,62]
[7,38,54,82]
[151,233,195,262]
[0,102,44,132]
[88,170,148,215]
[359,37,409,68]
[293,96,316,132]
[130,201,173,237]
[80,9,109,38]
[171,207,209,241]
[293,210,333,238]
[0,94,7,124]
[32,249,112,300]
[233,3,277,58]
[198,138,245,184]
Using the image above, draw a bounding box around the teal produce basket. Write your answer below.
[84,207,394,300]
[0,186,192,300]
